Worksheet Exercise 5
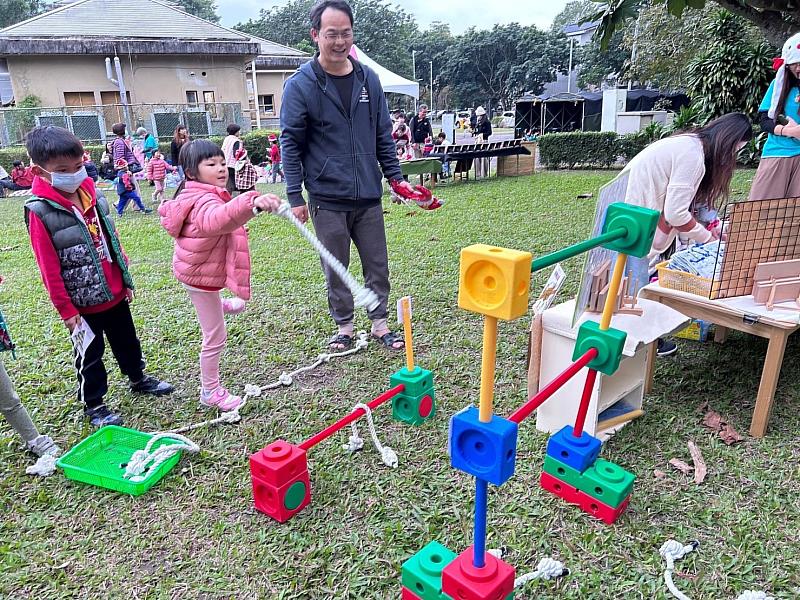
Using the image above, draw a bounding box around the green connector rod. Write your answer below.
[531,227,627,272]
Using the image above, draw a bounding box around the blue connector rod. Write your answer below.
[473,477,489,568]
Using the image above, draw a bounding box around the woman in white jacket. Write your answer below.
[620,112,752,355]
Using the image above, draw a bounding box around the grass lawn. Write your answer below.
[1,169,799,599]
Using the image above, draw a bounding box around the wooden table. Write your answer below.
[640,283,800,437]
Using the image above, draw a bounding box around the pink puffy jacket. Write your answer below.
[158,181,257,300]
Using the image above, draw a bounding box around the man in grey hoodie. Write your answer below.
[280,0,414,351]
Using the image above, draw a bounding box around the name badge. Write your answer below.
[359,87,370,103]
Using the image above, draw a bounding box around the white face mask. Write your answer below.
[42,166,87,194]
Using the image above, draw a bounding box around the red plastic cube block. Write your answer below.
[252,469,311,523]
[441,545,515,600]
[250,440,311,522]
[250,439,308,486]
[577,489,631,524]
[540,470,581,505]
[401,587,423,600]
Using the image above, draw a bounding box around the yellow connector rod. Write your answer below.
[479,315,499,422]
[600,253,628,331]
[401,296,414,372]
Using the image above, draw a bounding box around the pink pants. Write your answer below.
[186,288,226,392]
[154,179,165,194]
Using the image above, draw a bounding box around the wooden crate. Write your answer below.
[497,141,536,176]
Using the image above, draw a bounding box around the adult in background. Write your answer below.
[170,125,190,179]
[473,105,492,178]
[136,127,159,161]
[221,123,244,195]
[620,112,752,356]
[409,104,433,158]
[110,123,137,168]
[280,0,415,351]
[751,32,800,200]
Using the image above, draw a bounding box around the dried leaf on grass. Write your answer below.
[688,441,707,484]
[700,409,743,445]
[654,469,667,479]
[669,458,693,475]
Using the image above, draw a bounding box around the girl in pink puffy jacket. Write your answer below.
[159,140,282,411]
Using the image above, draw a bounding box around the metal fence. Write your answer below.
[0,102,250,147]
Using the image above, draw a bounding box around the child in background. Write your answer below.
[23,126,173,427]
[145,151,175,204]
[99,141,116,180]
[83,152,99,182]
[269,138,284,184]
[114,159,151,215]
[435,132,451,177]
[11,161,34,189]
[159,140,282,411]
[393,123,412,160]
[1,275,60,457]
[422,135,434,156]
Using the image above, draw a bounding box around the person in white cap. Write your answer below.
[751,32,800,200]
[473,106,492,177]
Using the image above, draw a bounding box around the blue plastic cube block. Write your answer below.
[449,406,518,486]
[546,425,601,473]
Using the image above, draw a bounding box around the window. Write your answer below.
[258,94,275,115]
[202,90,217,119]
[63,91,95,107]
[186,90,198,106]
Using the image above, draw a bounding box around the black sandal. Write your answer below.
[328,333,354,350]
[372,331,405,351]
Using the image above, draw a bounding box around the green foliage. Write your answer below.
[439,24,568,109]
[0,0,46,29]
[176,0,219,23]
[538,131,618,169]
[2,96,42,146]
[737,129,767,167]
[241,129,280,164]
[576,30,629,89]
[685,11,774,120]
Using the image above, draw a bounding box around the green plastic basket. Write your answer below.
[57,425,184,496]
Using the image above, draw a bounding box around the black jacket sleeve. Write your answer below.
[759,111,776,135]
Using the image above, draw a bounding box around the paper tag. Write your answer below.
[70,319,95,358]
[396,296,412,324]
[532,265,566,315]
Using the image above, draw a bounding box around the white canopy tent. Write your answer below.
[349,44,419,98]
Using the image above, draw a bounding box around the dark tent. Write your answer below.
[625,89,690,113]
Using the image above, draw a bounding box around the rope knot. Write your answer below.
[278,372,293,386]
[736,592,774,600]
[244,384,262,397]
[342,434,364,453]
[534,557,568,580]
[318,353,332,362]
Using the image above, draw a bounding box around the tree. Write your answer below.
[591,0,799,50]
[411,22,455,108]
[577,31,629,89]
[439,24,568,110]
[236,0,418,73]
[177,0,220,23]
[550,0,596,33]
[0,0,46,29]
[685,10,774,118]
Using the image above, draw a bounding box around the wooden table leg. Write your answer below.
[750,329,790,438]
[644,340,657,395]
[714,326,729,344]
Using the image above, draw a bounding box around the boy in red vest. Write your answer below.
[24,126,173,427]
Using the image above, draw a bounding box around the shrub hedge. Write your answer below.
[0,130,280,170]
[537,131,618,169]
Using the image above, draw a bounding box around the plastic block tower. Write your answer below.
[401,204,658,597]
[251,297,437,523]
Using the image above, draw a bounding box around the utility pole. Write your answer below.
[430,61,434,113]
[567,37,574,93]
[412,50,417,113]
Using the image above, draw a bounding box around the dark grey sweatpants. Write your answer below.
[310,203,390,326]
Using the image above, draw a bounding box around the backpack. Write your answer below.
[234,158,258,190]
[0,306,16,358]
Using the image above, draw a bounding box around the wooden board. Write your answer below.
[752,279,800,304]
[753,259,800,282]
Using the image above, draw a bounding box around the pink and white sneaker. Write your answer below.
[200,387,243,411]
[222,298,246,315]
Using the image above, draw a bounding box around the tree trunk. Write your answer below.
[713,0,800,48]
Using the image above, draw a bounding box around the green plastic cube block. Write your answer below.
[402,540,457,600]
[393,390,436,426]
[582,458,635,508]
[543,453,586,485]
[390,366,434,398]
[573,321,627,376]
[601,203,660,258]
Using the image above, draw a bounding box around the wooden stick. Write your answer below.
[767,277,777,311]
[596,409,645,432]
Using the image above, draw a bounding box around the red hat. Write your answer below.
[114,158,128,169]
[234,147,248,161]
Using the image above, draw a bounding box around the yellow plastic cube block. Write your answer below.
[458,244,532,320]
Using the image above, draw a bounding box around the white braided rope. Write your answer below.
[660,539,698,600]
[487,549,568,588]
[123,432,199,483]
[735,592,774,600]
[342,402,398,468]
[276,203,380,311]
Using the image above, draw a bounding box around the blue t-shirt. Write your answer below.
[760,80,800,158]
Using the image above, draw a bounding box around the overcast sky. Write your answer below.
[217,0,572,32]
